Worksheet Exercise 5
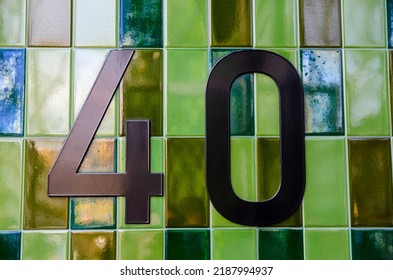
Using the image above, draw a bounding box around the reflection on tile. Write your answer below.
[352,230,393,260]
[0,0,26,46]
[121,50,163,136]
[349,139,393,226]
[24,139,68,229]
[212,229,257,260]
[0,232,21,260]
[166,0,207,47]
[118,230,163,260]
[22,232,68,260]
[71,231,116,260]
[211,0,251,46]
[28,0,71,47]
[166,138,209,228]
[259,229,303,260]
[165,230,210,260]
[120,0,163,47]
[300,0,341,47]
[305,229,350,260]
[388,0,393,48]
[0,140,22,230]
[301,50,343,134]
[26,49,70,136]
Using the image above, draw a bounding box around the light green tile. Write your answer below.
[305,229,350,260]
[118,230,163,260]
[22,232,68,260]
[212,229,257,260]
[0,0,26,46]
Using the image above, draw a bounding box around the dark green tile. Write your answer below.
[213,229,257,260]
[259,229,303,260]
[352,230,393,260]
[118,230,163,260]
[0,232,21,260]
[349,139,393,226]
[165,230,210,260]
[71,231,116,260]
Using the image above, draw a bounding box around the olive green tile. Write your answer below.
[118,230,163,260]
[166,50,208,136]
[26,49,70,136]
[0,140,23,230]
[24,139,68,229]
[0,232,21,260]
[352,230,393,260]
[165,230,210,260]
[255,0,297,47]
[212,229,257,260]
[120,50,163,136]
[71,231,116,260]
[304,139,348,227]
[166,0,207,47]
[345,50,389,136]
[349,139,393,227]
[28,0,71,47]
[211,0,251,47]
[259,229,304,260]
[300,0,341,47]
[0,0,26,46]
[343,0,386,47]
[305,229,350,260]
[22,232,68,260]
[165,138,209,228]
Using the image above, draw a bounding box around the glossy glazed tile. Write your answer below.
[304,139,348,227]
[165,138,209,228]
[305,229,350,260]
[165,230,210,260]
[212,229,257,260]
[26,49,70,136]
[211,0,251,47]
[166,50,208,136]
[259,229,304,260]
[301,50,343,135]
[345,50,389,136]
[0,232,21,260]
[24,139,68,229]
[71,231,116,260]
[255,0,297,47]
[120,50,163,136]
[118,230,163,260]
[0,140,22,230]
[0,49,25,135]
[166,0,207,47]
[299,0,341,47]
[74,0,116,47]
[343,0,386,47]
[22,232,68,260]
[348,139,393,227]
[28,0,71,47]
[0,0,26,46]
[352,230,393,260]
[120,0,163,47]
[388,0,393,48]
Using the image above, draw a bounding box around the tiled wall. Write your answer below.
[1,0,393,260]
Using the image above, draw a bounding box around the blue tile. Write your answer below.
[0,232,21,260]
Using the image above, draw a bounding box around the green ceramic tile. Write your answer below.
[120,50,163,136]
[212,229,257,260]
[0,232,21,260]
[118,230,163,260]
[166,50,208,136]
[255,0,297,47]
[349,139,393,227]
[0,140,22,230]
[165,230,210,260]
[305,229,350,260]
[304,139,348,227]
[71,231,116,260]
[73,49,115,136]
[26,49,70,136]
[166,0,207,47]
[345,50,389,136]
[74,0,116,47]
[300,0,341,47]
[211,0,251,47]
[165,138,209,228]
[259,229,304,260]
[352,230,393,260]
[0,0,26,46]
[28,0,71,47]
[22,232,68,260]
[343,0,386,47]
[24,139,68,229]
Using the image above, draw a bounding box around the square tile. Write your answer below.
[22,231,68,260]
[165,230,210,260]
[71,231,116,260]
[259,229,304,260]
[212,229,257,260]
[305,229,350,260]
[0,232,21,260]
[118,230,163,260]
[352,230,393,260]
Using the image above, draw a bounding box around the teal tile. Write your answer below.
[22,232,68,260]
[212,229,257,260]
[352,230,393,260]
[165,230,210,260]
[0,232,21,260]
[388,0,393,48]
[118,230,163,260]
[259,229,304,260]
